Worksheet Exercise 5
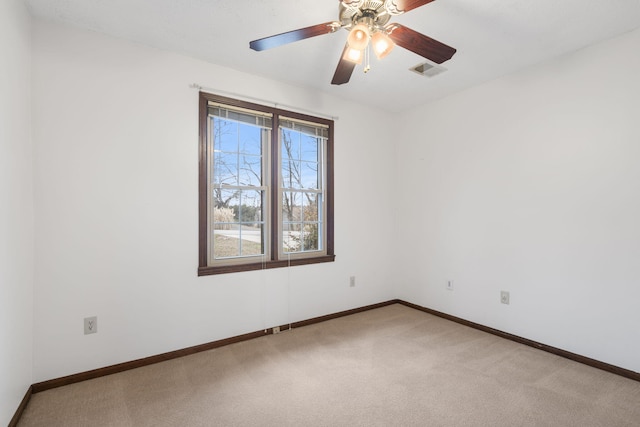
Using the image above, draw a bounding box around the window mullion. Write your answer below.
[270,116,280,262]
[207,118,215,265]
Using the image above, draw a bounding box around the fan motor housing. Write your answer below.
[339,1,391,30]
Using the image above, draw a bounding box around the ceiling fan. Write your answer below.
[249,0,457,85]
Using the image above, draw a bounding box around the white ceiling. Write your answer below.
[25,0,640,112]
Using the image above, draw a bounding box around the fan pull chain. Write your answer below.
[364,42,371,73]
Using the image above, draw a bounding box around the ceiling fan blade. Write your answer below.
[250,22,339,51]
[331,44,357,85]
[387,24,456,64]
[390,0,437,13]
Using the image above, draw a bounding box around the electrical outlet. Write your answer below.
[272,326,280,334]
[84,316,97,334]
[446,280,454,291]
[350,276,356,287]
[500,291,510,305]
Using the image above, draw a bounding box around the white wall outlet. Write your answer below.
[272,326,280,334]
[84,316,97,334]
[446,280,454,291]
[500,291,510,305]
[349,276,356,287]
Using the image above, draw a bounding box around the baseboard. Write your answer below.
[31,299,399,394]
[8,385,32,427]
[278,299,401,331]
[16,297,639,425]
[397,300,640,382]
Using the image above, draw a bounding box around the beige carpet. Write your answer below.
[18,304,640,426]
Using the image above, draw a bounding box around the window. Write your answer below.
[199,92,334,275]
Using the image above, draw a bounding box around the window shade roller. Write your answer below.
[208,102,272,129]
[280,117,329,139]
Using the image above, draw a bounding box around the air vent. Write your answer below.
[410,61,447,78]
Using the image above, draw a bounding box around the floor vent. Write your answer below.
[410,61,447,78]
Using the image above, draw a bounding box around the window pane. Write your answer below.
[213,190,265,259]
[239,190,265,257]
[240,224,264,256]
[301,135,319,162]
[282,223,301,253]
[213,152,238,186]
[282,191,301,222]
[281,129,300,161]
[213,228,240,259]
[238,123,262,155]
[300,162,318,189]
[238,190,263,223]
[303,193,321,252]
[239,154,262,187]
[302,193,320,222]
[282,160,302,189]
[213,118,238,153]
[302,223,319,251]
[282,192,322,254]
[214,190,239,223]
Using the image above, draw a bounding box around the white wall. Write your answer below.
[396,28,640,372]
[26,10,640,390]
[31,20,396,382]
[0,0,33,423]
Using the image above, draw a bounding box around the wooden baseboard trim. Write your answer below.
[31,299,399,394]
[397,300,640,382]
[8,385,32,427]
[22,297,637,425]
[31,329,270,393]
[279,299,401,331]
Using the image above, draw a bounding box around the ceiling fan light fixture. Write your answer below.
[249,0,457,86]
[343,46,364,64]
[347,23,370,50]
[371,31,395,59]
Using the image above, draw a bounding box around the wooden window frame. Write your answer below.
[198,92,335,276]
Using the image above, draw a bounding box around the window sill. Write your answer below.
[198,254,336,276]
